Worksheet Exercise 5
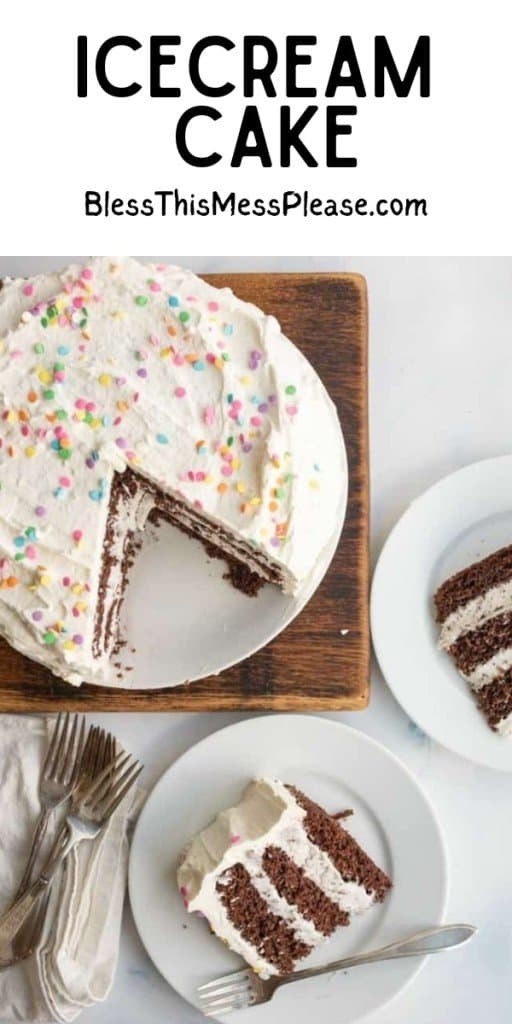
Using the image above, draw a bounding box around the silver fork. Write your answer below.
[1,891,53,971]
[198,924,477,1016]
[42,726,118,872]
[0,746,142,955]
[0,727,126,966]
[2,725,115,969]
[14,713,86,900]
[70,725,116,797]
[2,714,86,970]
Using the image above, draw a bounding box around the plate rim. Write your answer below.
[371,453,512,772]
[128,713,448,1023]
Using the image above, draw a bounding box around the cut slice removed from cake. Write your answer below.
[177,778,391,977]
[434,543,512,734]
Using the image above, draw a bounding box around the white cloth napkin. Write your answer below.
[0,715,139,1023]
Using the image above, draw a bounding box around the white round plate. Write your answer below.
[109,434,347,690]
[129,715,447,1024]
[372,455,512,771]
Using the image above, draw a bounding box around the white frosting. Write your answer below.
[496,711,512,736]
[439,578,512,649]
[94,482,154,660]
[0,259,346,686]
[177,778,376,977]
[466,647,512,691]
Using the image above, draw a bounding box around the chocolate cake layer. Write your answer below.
[287,786,391,902]
[262,846,349,936]
[216,863,311,975]
[434,544,512,623]
[151,487,284,589]
[93,469,147,658]
[449,610,512,675]
[477,671,512,730]
[178,779,393,978]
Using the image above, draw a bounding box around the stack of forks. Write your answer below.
[0,713,142,969]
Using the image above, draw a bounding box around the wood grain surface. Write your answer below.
[0,273,369,712]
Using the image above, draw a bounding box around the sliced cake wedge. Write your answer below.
[434,543,512,734]
[177,778,391,977]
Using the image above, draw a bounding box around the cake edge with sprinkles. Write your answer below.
[0,258,347,686]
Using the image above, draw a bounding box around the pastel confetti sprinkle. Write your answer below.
[0,258,339,683]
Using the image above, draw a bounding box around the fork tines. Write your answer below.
[83,726,121,777]
[44,712,86,786]
[198,971,257,1016]
[78,751,143,818]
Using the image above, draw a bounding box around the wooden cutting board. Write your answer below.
[0,273,368,712]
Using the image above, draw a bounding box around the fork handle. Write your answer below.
[0,878,49,947]
[13,807,52,900]
[279,925,477,987]
[0,828,76,947]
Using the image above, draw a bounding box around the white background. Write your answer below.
[1,0,512,1022]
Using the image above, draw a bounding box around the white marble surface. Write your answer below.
[1,248,511,1024]
[2,2,511,1020]
[87,703,511,1024]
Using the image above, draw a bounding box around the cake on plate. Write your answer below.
[0,259,346,686]
[177,778,391,976]
[434,544,512,734]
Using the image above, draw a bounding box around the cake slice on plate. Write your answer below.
[177,778,391,977]
[434,544,512,734]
